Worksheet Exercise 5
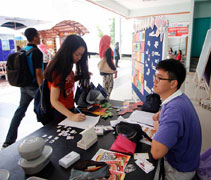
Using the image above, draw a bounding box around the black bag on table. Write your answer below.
[115,122,152,143]
[69,160,109,180]
[74,83,106,107]
[142,93,161,113]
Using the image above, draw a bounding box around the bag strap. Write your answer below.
[141,128,152,142]
[159,158,165,180]
[25,47,37,79]
[25,47,37,56]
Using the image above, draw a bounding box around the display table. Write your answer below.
[0,100,157,180]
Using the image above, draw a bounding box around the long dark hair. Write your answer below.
[45,35,90,96]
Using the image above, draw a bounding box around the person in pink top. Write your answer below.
[39,39,49,69]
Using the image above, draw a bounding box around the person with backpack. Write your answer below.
[44,34,91,122]
[2,28,43,148]
[151,59,202,180]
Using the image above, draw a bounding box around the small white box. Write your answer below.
[77,127,97,150]
[59,151,80,169]
[94,126,104,136]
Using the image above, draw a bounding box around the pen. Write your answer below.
[76,108,82,113]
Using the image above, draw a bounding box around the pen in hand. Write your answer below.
[76,108,82,113]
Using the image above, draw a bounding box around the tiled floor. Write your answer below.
[0,57,210,153]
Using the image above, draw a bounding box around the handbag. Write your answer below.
[97,57,115,74]
[197,148,211,180]
[74,83,106,107]
[115,122,152,143]
[69,160,109,180]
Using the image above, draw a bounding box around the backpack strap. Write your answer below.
[159,158,165,180]
[23,46,37,80]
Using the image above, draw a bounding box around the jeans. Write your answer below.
[4,86,37,144]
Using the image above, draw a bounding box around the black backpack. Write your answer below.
[142,93,161,113]
[6,48,36,87]
[34,79,53,125]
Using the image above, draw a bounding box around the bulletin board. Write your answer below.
[132,26,163,102]
[0,35,16,62]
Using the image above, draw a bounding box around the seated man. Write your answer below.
[151,59,202,180]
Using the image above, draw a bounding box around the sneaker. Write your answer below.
[1,143,11,149]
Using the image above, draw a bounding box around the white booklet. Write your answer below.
[127,110,155,127]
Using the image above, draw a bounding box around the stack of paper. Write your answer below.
[58,115,100,129]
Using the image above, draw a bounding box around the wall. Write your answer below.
[194,1,211,18]
[191,17,211,57]
[190,1,211,57]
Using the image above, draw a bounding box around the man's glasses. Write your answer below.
[153,75,176,82]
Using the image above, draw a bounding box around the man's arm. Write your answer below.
[151,140,168,160]
[35,68,43,86]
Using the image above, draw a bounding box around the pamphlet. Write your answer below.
[92,149,131,180]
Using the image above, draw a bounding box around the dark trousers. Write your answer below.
[5,86,37,144]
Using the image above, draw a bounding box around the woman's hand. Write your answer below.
[68,113,86,122]
[114,71,117,79]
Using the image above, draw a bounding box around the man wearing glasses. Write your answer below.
[151,59,202,180]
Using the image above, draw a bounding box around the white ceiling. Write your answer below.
[86,0,191,18]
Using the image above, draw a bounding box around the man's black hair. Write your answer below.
[156,59,186,89]
[24,28,38,42]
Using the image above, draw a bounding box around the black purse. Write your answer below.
[69,160,109,180]
[115,122,152,143]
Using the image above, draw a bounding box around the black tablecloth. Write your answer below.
[0,100,157,180]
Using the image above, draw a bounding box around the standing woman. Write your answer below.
[44,35,90,122]
[114,42,120,67]
[99,35,117,99]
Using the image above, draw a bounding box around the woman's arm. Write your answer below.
[50,86,85,122]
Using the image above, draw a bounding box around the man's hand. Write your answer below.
[153,110,160,121]
[153,121,159,131]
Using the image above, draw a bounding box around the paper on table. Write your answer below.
[110,116,129,127]
[58,115,100,129]
[127,110,154,127]
[134,153,149,160]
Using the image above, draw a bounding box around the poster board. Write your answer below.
[132,26,163,102]
[196,29,211,83]
[0,34,15,62]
